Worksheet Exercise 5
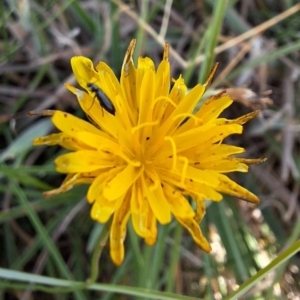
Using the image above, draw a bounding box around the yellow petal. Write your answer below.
[194,197,206,223]
[95,61,120,91]
[196,158,249,173]
[75,126,112,143]
[74,89,119,135]
[131,204,151,239]
[142,174,171,225]
[130,178,158,244]
[130,181,153,238]
[174,93,231,135]
[231,111,259,125]
[144,209,157,246]
[152,84,205,152]
[130,182,140,214]
[70,56,97,89]
[75,131,138,167]
[169,76,187,104]
[120,40,137,114]
[176,216,211,253]
[184,165,221,187]
[196,144,245,158]
[55,150,114,173]
[75,90,133,151]
[91,185,126,223]
[160,163,219,188]
[87,172,107,203]
[43,173,93,198]
[164,189,195,218]
[33,132,96,151]
[121,39,136,75]
[130,184,146,237]
[103,164,142,200]
[196,94,232,123]
[64,83,77,95]
[33,133,63,146]
[186,182,223,202]
[160,76,187,123]
[94,64,134,129]
[138,68,155,129]
[110,196,130,265]
[155,60,170,98]
[170,124,243,154]
[217,174,260,204]
[131,213,145,237]
[160,172,223,202]
[135,57,155,119]
[90,199,116,223]
[51,111,102,136]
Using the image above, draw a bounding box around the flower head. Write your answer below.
[33,39,264,265]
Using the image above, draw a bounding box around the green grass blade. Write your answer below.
[0,267,202,300]
[198,0,227,83]
[224,240,300,300]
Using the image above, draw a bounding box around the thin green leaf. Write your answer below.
[224,240,300,300]
[0,119,52,162]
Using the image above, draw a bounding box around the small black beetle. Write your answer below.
[87,83,116,116]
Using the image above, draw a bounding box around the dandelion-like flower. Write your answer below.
[33,39,264,265]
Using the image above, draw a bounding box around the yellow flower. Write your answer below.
[33,39,264,265]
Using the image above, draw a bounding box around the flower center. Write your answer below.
[131,120,159,167]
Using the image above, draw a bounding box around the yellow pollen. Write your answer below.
[173,113,203,125]
[164,136,177,171]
